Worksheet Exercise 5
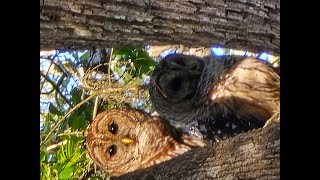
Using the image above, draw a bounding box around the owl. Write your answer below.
[149,53,280,140]
[86,109,205,177]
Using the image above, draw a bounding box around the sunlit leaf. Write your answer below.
[57,146,66,163]
[114,48,133,60]
[59,166,74,179]
[80,50,91,62]
[40,151,46,162]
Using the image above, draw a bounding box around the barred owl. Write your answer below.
[149,53,280,140]
[86,109,205,177]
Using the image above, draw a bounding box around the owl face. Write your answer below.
[86,109,205,177]
[152,54,204,104]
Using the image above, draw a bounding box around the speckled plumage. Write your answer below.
[86,109,205,177]
[149,54,280,141]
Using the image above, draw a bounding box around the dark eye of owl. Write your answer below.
[108,121,118,134]
[107,144,117,157]
[170,78,182,91]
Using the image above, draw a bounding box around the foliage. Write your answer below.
[113,48,156,78]
[40,47,156,179]
[40,46,279,179]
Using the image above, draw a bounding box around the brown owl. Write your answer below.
[149,54,280,141]
[86,109,205,177]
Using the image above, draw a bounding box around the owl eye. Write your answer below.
[107,144,117,157]
[108,121,118,134]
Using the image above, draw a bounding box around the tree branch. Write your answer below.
[40,60,54,92]
[112,122,280,180]
[46,140,67,151]
[40,71,72,107]
[40,0,280,54]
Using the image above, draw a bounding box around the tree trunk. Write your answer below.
[40,0,280,55]
[112,122,280,180]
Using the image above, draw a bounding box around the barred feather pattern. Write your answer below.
[86,109,205,177]
[149,54,280,141]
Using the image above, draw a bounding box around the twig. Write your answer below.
[153,81,168,99]
[62,62,82,81]
[92,96,99,119]
[40,88,55,94]
[40,93,98,147]
[46,140,67,151]
[85,49,96,69]
[126,65,139,84]
[108,48,114,87]
[40,71,72,107]
[55,90,61,108]
[271,57,280,65]
[95,86,141,94]
[51,57,72,76]
[40,60,54,92]
[58,131,84,136]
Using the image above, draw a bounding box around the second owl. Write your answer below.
[149,53,280,140]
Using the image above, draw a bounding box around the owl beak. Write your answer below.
[121,137,135,144]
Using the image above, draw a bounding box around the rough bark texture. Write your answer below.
[40,0,280,55]
[112,122,280,180]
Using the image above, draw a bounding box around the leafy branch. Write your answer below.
[40,92,97,147]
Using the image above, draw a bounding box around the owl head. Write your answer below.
[86,109,205,177]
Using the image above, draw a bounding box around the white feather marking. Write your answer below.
[232,123,237,129]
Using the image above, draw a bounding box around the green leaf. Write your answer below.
[57,146,67,163]
[114,48,134,60]
[70,88,83,105]
[81,106,93,122]
[40,151,46,162]
[80,50,91,62]
[49,103,63,116]
[69,135,85,144]
[66,140,74,157]
[133,57,156,76]
[68,114,86,130]
[53,162,62,170]
[65,153,83,168]
[59,166,74,179]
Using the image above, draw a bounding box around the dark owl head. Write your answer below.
[149,54,205,119]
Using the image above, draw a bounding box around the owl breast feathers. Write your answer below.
[149,53,280,140]
[86,109,205,177]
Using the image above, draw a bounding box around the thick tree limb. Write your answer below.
[112,122,280,180]
[40,0,280,55]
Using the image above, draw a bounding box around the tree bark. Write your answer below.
[40,0,280,55]
[112,122,280,180]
